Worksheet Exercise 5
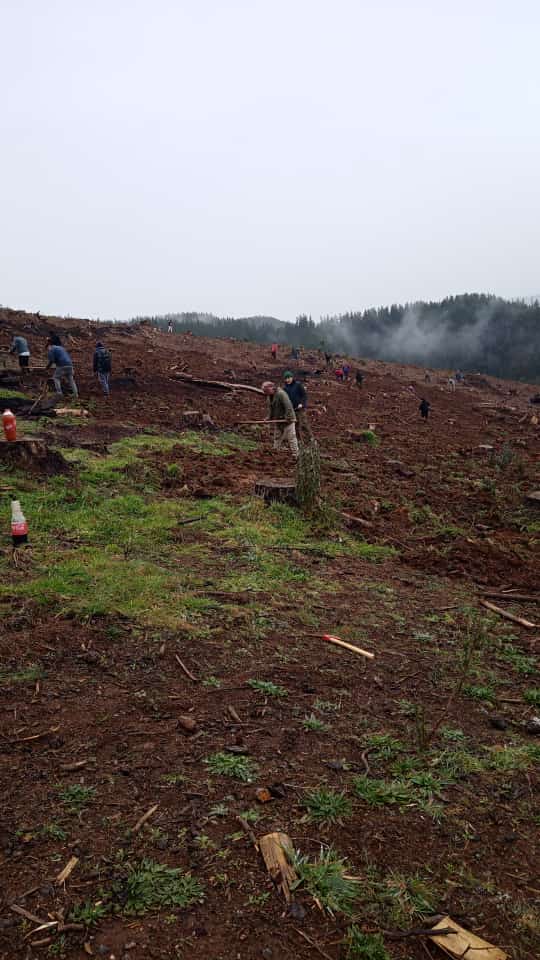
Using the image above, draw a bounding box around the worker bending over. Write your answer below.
[262,381,298,459]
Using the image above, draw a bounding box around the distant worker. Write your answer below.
[283,371,311,443]
[419,398,430,421]
[290,346,300,361]
[334,367,344,382]
[93,341,112,396]
[262,380,298,459]
[448,377,456,391]
[271,343,278,360]
[424,370,432,383]
[455,369,464,383]
[167,321,173,334]
[324,351,332,367]
[355,370,364,388]
[46,334,78,398]
[9,334,31,377]
[342,362,350,381]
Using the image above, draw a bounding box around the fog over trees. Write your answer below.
[134,293,540,382]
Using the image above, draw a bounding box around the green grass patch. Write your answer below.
[292,847,360,916]
[57,784,95,814]
[205,752,258,783]
[303,788,352,824]
[346,928,390,960]
[524,688,540,706]
[353,776,413,807]
[248,679,287,698]
[118,859,203,915]
[0,664,44,685]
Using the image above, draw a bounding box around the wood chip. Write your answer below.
[258,831,297,902]
[174,654,198,682]
[9,904,47,925]
[56,855,79,885]
[132,803,159,834]
[429,916,508,959]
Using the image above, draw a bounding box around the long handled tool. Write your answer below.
[237,419,290,425]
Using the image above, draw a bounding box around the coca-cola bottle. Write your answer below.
[11,500,28,546]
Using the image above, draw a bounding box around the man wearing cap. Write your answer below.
[283,371,311,444]
[261,381,298,459]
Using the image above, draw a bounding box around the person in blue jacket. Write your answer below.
[46,334,78,398]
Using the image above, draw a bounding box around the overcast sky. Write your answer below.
[2,1,540,322]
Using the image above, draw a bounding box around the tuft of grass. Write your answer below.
[302,713,329,732]
[248,679,288,698]
[292,847,360,916]
[524,688,540,706]
[69,900,109,926]
[303,788,352,825]
[359,430,379,446]
[366,734,405,760]
[463,684,496,702]
[57,784,95,814]
[346,928,390,960]
[205,752,258,783]
[122,859,204,915]
[0,664,44,685]
[353,776,412,807]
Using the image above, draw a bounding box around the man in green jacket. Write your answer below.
[262,381,299,459]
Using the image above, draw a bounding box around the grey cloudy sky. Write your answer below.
[2,0,540,322]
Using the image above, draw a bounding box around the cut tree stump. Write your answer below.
[258,832,297,902]
[254,478,297,505]
[181,410,217,430]
[0,439,68,473]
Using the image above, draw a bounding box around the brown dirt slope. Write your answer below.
[0,307,538,960]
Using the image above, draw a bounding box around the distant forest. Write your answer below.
[133,294,540,381]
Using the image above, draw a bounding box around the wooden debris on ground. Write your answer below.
[170,371,263,394]
[55,856,79,885]
[174,654,198,682]
[55,408,89,417]
[258,832,297,902]
[322,633,375,660]
[479,599,536,629]
[429,916,508,960]
[132,803,159,835]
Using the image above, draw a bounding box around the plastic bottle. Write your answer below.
[11,500,28,546]
[2,409,17,442]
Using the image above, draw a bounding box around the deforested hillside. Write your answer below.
[0,307,538,960]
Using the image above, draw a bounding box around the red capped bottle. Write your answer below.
[2,409,17,441]
[11,500,28,546]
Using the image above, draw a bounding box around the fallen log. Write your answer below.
[258,832,297,902]
[341,510,373,529]
[481,592,539,604]
[170,372,263,394]
[479,599,536,629]
[429,915,507,960]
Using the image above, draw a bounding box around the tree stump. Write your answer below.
[254,478,297,505]
[0,439,68,473]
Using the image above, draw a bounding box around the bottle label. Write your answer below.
[11,521,28,536]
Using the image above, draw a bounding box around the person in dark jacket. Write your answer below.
[93,341,112,396]
[46,335,78,398]
[283,371,311,443]
[355,370,364,388]
[419,398,430,421]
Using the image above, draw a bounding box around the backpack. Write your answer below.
[96,348,112,373]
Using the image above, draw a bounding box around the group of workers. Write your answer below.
[8,333,112,397]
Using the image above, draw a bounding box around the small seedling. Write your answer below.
[69,900,109,926]
[248,679,287,698]
[524,688,540,706]
[122,859,204,914]
[57,784,95,814]
[302,713,329,732]
[463,684,495,702]
[41,823,67,841]
[353,776,412,807]
[205,752,258,782]
[346,927,390,960]
[303,788,352,824]
[202,676,222,688]
[292,847,360,916]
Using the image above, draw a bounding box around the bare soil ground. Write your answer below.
[0,308,538,960]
